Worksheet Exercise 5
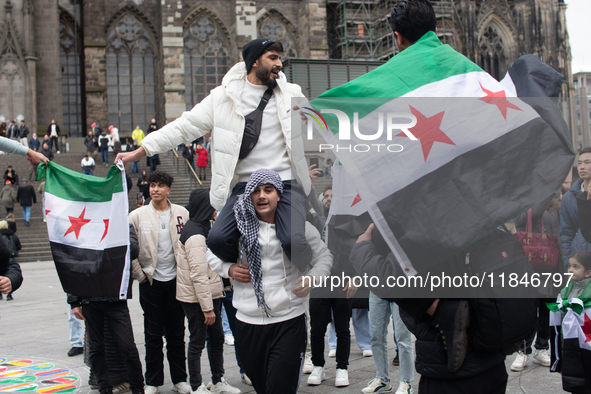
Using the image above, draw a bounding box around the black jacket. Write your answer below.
[350,241,506,380]
[46,124,61,137]
[3,170,19,186]
[182,145,194,161]
[19,125,29,138]
[6,124,17,139]
[85,135,98,152]
[16,185,36,206]
[41,147,54,161]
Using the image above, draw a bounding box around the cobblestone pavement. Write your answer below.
[0,261,563,394]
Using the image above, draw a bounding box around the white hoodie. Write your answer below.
[208,221,333,325]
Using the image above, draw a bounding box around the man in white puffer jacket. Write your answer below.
[208,169,332,394]
[115,38,313,271]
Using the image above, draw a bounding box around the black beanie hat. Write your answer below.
[242,38,276,74]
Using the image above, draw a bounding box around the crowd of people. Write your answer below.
[1,1,591,394]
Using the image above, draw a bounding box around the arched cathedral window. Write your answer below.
[479,25,506,81]
[60,11,83,136]
[106,14,156,132]
[184,15,228,110]
[258,17,297,58]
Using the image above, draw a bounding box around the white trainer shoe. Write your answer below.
[240,373,252,386]
[395,381,413,394]
[172,382,191,394]
[307,366,325,386]
[363,349,373,357]
[302,352,314,374]
[532,349,551,367]
[328,348,336,358]
[209,377,241,394]
[335,369,349,387]
[362,378,392,393]
[510,351,529,371]
[224,333,235,346]
[144,386,159,394]
[192,385,211,394]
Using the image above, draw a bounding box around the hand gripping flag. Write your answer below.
[37,162,131,299]
[306,31,575,275]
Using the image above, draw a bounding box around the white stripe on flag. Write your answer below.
[118,167,131,300]
[45,191,129,250]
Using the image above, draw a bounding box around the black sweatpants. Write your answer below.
[309,298,351,370]
[139,279,187,386]
[182,299,224,390]
[235,314,307,394]
[82,300,144,392]
[207,180,311,269]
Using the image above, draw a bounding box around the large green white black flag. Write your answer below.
[38,162,131,298]
[303,31,574,276]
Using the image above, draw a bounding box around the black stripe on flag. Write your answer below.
[51,242,129,298]
[375,115,573,272]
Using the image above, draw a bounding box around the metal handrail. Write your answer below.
[171,149,203,186]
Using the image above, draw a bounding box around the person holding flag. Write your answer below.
[548,251,591,393]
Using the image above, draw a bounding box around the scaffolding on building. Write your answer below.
[327,0,457,61]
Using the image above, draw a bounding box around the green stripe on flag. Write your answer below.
[37,161,124,202]
[310,31,483,132]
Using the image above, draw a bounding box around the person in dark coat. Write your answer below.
[16,178,36,226]
[560,147,591,264]
[350,226,508,394]
[46,119,61,153]
[0,233,22,299]
[18,120,29,147]
[137,171,150,200]
[40,142,54,161]
[85,130,99,158]
[181,144,195,174]
[29,133,41,151]
[68,225,145,394]
[3,165,19,186]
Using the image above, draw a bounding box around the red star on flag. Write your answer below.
[45,209,51,216]
[351,193,362,207]
[100,219,109,243]
[583,312,591,343]
[397,106,455,161]
[64,207,92,240]
[478,82,523,120]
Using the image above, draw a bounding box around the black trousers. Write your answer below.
[139,279,187,386]
[82,301,144,393]
[207,180,311,269]
[418,362,508,394]
[309,298,351,370]
[182,299,224,390]
[235,314,307,394]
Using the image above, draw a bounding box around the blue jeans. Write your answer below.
[131,161,139,173]
[68,296,84,348]
[369,292,414,383]
[22,206,31,222]
[83,170,93,176]
[328,308,372,351]
[221,305,231,335]
[101,149,108,164]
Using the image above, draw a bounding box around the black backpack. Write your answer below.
[461,228,538,354]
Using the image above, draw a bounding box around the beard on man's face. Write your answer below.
[256,64,280,89]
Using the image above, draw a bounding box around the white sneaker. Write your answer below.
[209,377,241,394]
[224,333,235,346]
[335,369,349,387]
[172,382,191,394]
[328,349,336,358]
[510,351,529,371]
[362,378,392,393]
[532,349,551,367]
[192,385,211,394]
[395,381,413,394]
[144,386,159,394]
[240,374,252,386]
[363,349,373,357]
[307,366,325,386]
[302,352,314,374]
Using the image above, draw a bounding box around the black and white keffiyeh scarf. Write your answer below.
[233,169,284,316]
